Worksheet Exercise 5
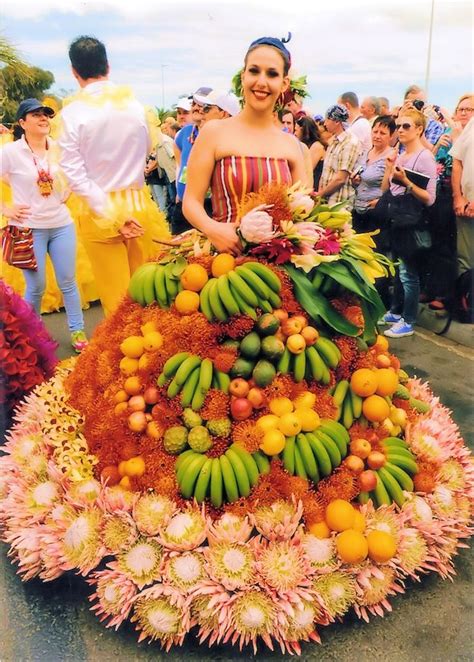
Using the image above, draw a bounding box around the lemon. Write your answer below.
[269,396,294,416]
[124,456,146,478]
[294,407,320,432]
[256,414,280,433]
[119,356,139,376]
[140,321,158,335]
[259,429,286,455]
[336,529,368,564]
[293,391,316,409]
[325,499,356,532]
[278,412,302,436]
[143,331,163,351]
[120,335,145,358]
[113,389,128,404]
[308,521,331,539]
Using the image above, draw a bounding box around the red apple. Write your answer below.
[128,411,147,433]
[281,317,304,336]
[367,451,387,470]
[247,387,267,409]
[144,386,160,405]
[230,397,253,421]
[359,469,378,492]
[229,378,250,398]
[292,314,308,329]
[349,438,372,459]
[344,454,365,473]
[128,395,146,412]
[301,325,319,346]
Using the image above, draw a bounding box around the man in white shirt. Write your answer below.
[360,96,381,126]
[58,36,167,315]
[450,116,474,275]
[338,91,372,161]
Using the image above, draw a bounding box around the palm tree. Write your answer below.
[0,36,32,122]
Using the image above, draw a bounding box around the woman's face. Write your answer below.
[19,110,51,137]
[371,122,391,150]
[395,115,423,145]
[241,46,289,112]
[455,97,474,129]
[295,122,303,140]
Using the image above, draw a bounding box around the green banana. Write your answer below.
[282,435,296,474]
[216,274,240,317]
[378,466,406,507]
[258,298,273,314]
[265,288,282,309]
[382,445,416,461]
[293,351,306,383]
[210,458,223,508]
[227,270,259,307]
[153,265,169,308]
[162,352,190,378]
[193,458,213,503]
[350,391,363,419]
[253,450,270,474]
[167,375,183,399]
[228,282,257,319]
[358,491,370,505]
[175,355,202,386]
[386,453,418,475]
[293,444,308,479]
[143,268,157,305]
[176,452,200,486]
[129,263,157,305]
[305,346,324,383]
[342,395,354,429]
[384,462,414,492]
[208,278,228,322]
[236,265,272,300]
[314,429,341,468]
[198,358,214,394]
[382,436,409,450]
[219,454,239,503]
[319,418,350,453]
[277,347,293,374]
[315,337,341,368]
[296,433,319,482]
[175,449,196,472]
[164,268,180,303]
[373,472,392,507]
[225,448,251,498]
[191,385,207,411]
[332,380,350,407]
[214,370,230,393]
[230,444,259,487]
[180,366,201,408]
[306,432,332,477]
[243,261,282,293]
[180,454,208,499]
[199,279,215,321]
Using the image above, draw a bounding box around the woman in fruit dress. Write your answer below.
[183,35,306,254]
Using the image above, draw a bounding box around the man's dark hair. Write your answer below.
[373,114,397,135]
[69,36,108,79]
[340,91,359,108]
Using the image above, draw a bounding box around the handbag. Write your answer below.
[1,225,37,270]
[387,192,425,229]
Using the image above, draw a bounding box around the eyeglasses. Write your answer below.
[458,107,474,113]
[395,122,415,130]
[202,105,217,113]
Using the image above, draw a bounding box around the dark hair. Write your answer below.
[296,115,321,147]
[339,91,359,108]
[244,36,291,76]
[372,115,397,135]
[69,36,108,79]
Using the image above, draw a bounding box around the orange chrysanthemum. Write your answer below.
[209,349,237,374]
[232,421,263,453]
[201,389,230,420]
[238,182,292,230]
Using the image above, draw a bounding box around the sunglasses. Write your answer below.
[202,105,217,113]
[395,122,415,130]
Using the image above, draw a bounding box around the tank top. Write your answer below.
[210,156,292,224]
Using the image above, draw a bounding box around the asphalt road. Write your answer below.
[1,307,473,662]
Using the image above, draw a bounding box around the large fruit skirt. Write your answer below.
[0,256,472,655]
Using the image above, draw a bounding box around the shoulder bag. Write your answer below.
[2,225,37,270]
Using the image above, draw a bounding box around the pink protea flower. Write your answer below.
[436,460,466,492]
[116,538,163,588]
[67,479,102,506]
[157,506,207,551]
[238,205,276,243]
[312,571,357,621]
[204,541,255,591]
[250,498,303,541]
[102,511,139,555]
[288,191,315,215]
[364,501,402,540]
[394,527,430,580]
[130,583,191,650]
[301,533,339,573]
[88,564,138,629]
[275,599,322,655]
[221,588,279,653]
[99,485,136,513]
[206,512,253,545]
[354,564,404,622]
[3,523,44,580]
[132,493,176,536]
[164,550,206,592]
[255,538,313,595]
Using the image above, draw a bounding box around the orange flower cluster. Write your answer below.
[238,182,292,230]
[209,348,237,374]
[315,466,359,507]
[413,460,438,493]
[201,389,230,420]
[278,270,306,315]
[215,315,255,340]
[232,421,263,453]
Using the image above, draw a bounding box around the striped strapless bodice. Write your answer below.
[210,155,292,224]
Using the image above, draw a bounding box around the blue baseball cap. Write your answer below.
[16,98,55,121]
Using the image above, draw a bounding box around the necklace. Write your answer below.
[26,138,54,196]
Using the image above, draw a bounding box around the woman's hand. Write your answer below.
[453,195,469,216]
[392,165,409,186]
[205,221,242,255]
[119,219,144,239]
[2,204,30,223]
[367,198,379,209]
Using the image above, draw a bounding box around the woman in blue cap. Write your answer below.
[1,98,88,352]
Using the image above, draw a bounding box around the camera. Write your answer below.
[412,99,425,111]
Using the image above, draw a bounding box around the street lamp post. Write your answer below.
[424,0,435,98]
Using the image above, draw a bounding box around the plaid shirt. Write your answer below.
[319,131,361,208]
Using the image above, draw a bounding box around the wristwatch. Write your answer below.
[406,182,414,193]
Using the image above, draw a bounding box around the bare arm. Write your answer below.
[317,170,349,198]
[309,142,325,170]
[452,158,468,215]
[290,139,311,187]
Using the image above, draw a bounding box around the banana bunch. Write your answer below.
[128,262,183,308]
[316,207,352,230]
[277,337,340,385]
[394,384,431,414]
[175,444,266,505]
[281,419,349,484]
[329,380,364,429]
[359,437,418,508]
[157,353,224,409]
[199,262,282,322]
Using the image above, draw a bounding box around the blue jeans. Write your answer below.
[390,257,419,325]
[23,224,84,332]
[148,184,168,213]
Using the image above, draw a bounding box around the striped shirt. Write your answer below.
[319,131,361,209]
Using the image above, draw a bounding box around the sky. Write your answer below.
[2,0,473,115]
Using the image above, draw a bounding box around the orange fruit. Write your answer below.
[336,529,369,564]
[362,394,391,422]
[260,429,286,455]
[278,412,302,436]
[140,321,158,335]
[269,396,294,416]
[119,356,139,376]
[374,335,389,352]
[119,476,132,490]
[211,253,236,277]
[293,391,316,409]
[375,368,399,396]
[308,521,331,539]
[114,402,128,416]
[286,334,306,354]
[143,331,163,351]
[350,368,378,397]
[352,510,366,532]
[367,530,397,563]
[256,414,280,433]
[175,290,200,314]
[124,375,142,396]
[180,263,209,292]
[325,499,356,532]
[124,456,146,477]
[120,335,145,358]
[294,408,320,432]
[113,389,128,404]
[118,460,128,477]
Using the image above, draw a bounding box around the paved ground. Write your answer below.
[1,305,473,662]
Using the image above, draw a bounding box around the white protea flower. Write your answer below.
[157,508,207,551]
[205,542,255,591]
[402,495,434,523]
[207,512,253,545]
[279,599,321,649]
[3,524,44,581]
[354,565,403,621]
[238,204,275,243]
[395,528,429,578]
[301,534,338,573]
[88,565,138,629]
[131,584,191,650]
[251,498,303,541]
[102,512,139,555]
[100,485,135,513]
[430,485,456,517]
[61,509,106,575]
[27,480,60,510]
[313,571,357,620]
[133,493,176,536]
[164,551,206,592]
[67,479,102,505]
[436,460,466,491]
[116,539,163,588]
[223,589,278,653]
[288,191,315,215]
[258,539,310,593]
